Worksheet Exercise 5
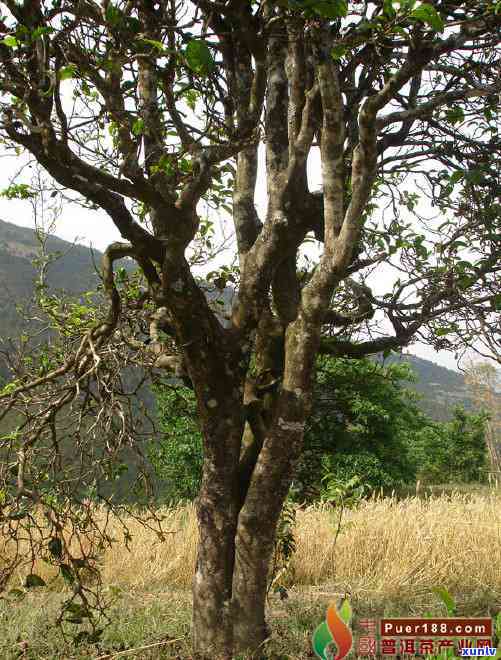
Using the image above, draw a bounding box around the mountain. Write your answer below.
[0,218,139,385]
[0,219,479,421]
[383,353,473,421]
[0,218,103,338]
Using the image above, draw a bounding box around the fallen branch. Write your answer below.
[93,637,184,659]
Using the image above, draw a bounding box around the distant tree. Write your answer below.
[0,1,500,656]
[465,360,501,476]
[411,406,488,484]
[152,358,419,502]
[151,358,488,501]
[293,357,419,497]
[151,382,202,503]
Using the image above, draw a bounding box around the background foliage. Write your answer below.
[151,357,488,504]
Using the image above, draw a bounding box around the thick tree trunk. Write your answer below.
[192,417,303,658]
[192,325,314,658]
[231,508,281,656]
[232,391,308,656]
[192,410,242,659]
[192,493,237,659]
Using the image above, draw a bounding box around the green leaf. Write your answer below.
[183,88,198,111]
[184,39,215,76]
[435,326,457,337]
[492,294,501,311]
[24,574,46,588]
[140,37,165,51]
[465,169,483,185]
[119,81,134,94]
[449,170,464,184]
[432,586,456,615]
[59,64,77,81]
[65,616,83,624]
[73,629,103,645]
[383,0,397,18]
[445,106,464,125]
[48,536,63,558]
[65,602,90,618]
[306,0,348,19]
[179,157,192,173]
[31,26,54,40]
[331,44,347,60]
[339,598,352,624]
[411,4,444,32]
[59,563,75,584]
[9,509,28,520]
[127,17,141,33]
[152,154,175,177]
[495,611,501,637]
[105,4,123,27]
[132,118,145,136]
[2,36,18,48]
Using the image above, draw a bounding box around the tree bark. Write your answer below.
[232,386,309,656]
[192,476,237,659]
[191,403,243,659]
[192,390,307,658]
[231,473,293,656]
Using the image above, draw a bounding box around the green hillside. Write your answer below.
[0,218,102,338]
[385,353,473,421]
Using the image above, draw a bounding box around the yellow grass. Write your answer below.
[292,493,501,602]
[4,492,501,602]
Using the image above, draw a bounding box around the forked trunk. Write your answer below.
[192,391,307,659]
[193,482,291,660]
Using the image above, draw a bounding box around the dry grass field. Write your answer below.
[1,490,501,658]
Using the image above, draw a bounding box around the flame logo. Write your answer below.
[312,600,353,660]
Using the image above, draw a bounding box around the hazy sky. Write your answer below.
[0,149,465,372]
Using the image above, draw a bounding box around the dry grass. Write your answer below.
[100,504,199,589]
[5,491,501,599]
[292,492,501,602]
[2,491,501,658]
[101,491,501,602]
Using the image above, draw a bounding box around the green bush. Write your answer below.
[149,383,202,503]
[410,407,488,484]
[151,358,488,504]
[292,357,421,499]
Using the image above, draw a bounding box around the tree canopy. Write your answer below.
[0,1,500,657]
